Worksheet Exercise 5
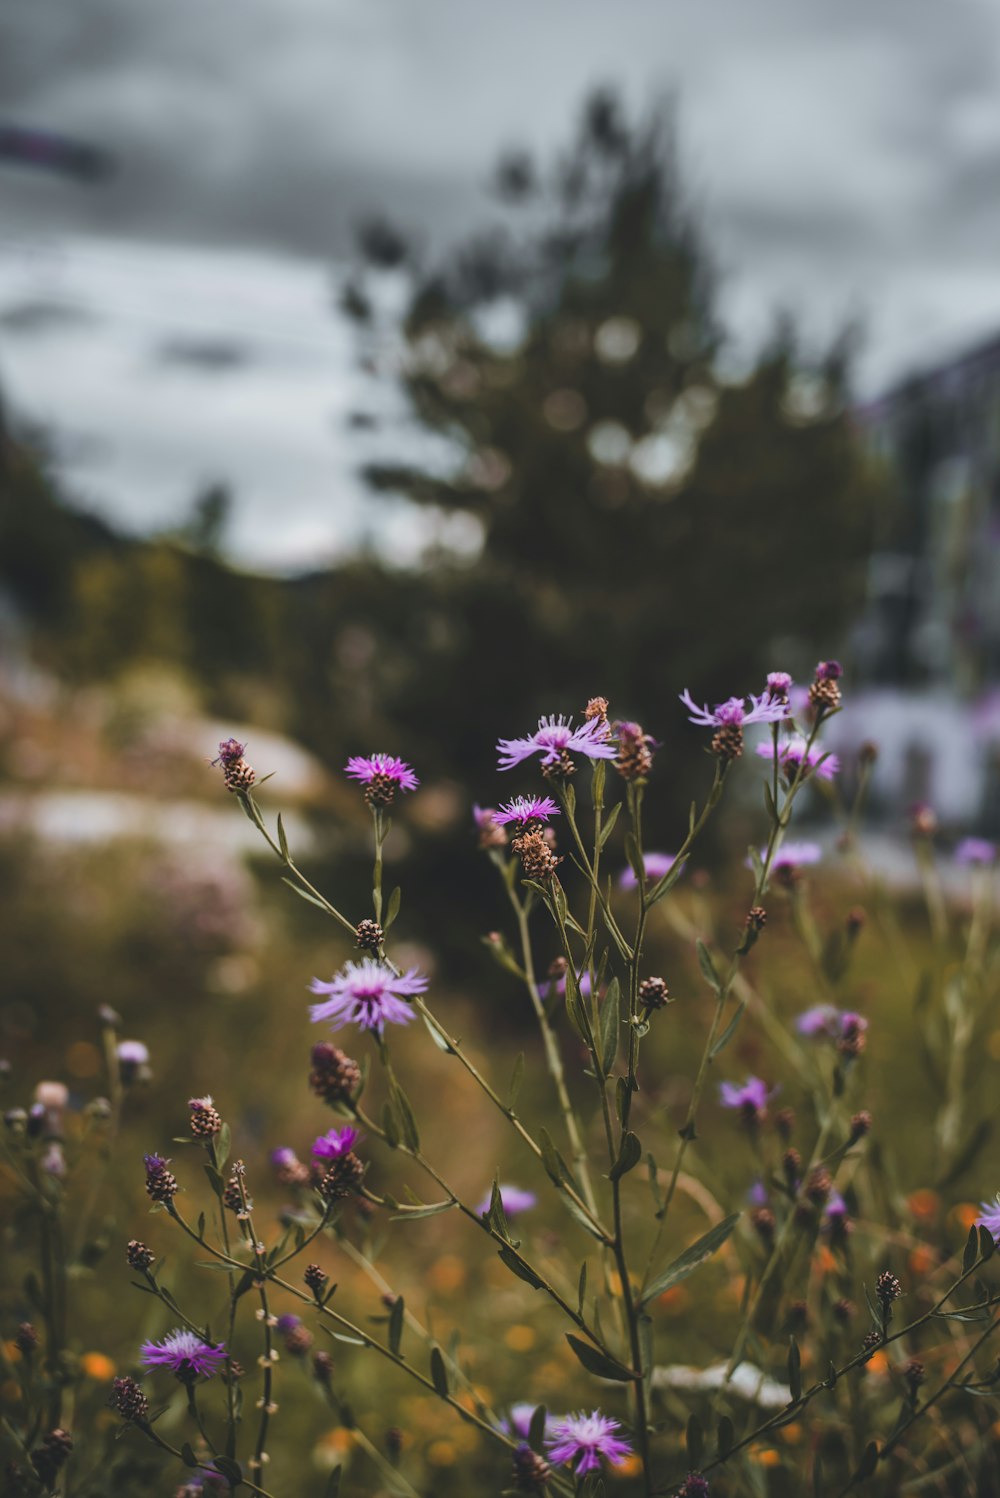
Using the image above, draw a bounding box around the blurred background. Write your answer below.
[4,2,1000,1489]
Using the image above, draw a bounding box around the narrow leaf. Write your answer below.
[788,1335,802,1401]
[687,1412,703,1466]
[388,1296,404,1357]
[281,877,328,911]
[565,1334,635,1382]
[277,812,289,861]
[642,1213,740,1305]
[539,1128,563,1186]
[696,939,722,994]
[507,1052,525,1111]
[430,1345,449,1396]
[384,886,401,934]
[598,977,621,1076]
[609,1131,642,1182]
[577,1262,588,1317]
[709,1002,747,1059]
[498,1246,543,1289]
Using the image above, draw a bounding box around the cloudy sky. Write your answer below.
[2,0,1000,568]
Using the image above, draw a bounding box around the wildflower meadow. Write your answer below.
[4,664,1000,1497]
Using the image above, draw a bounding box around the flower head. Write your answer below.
[976,1196,1000,1242]
[312,1125,362,1161]
[117,1040,149,1067]
[497,714,616,772]
[546,1410,633,1475]
[679,689,789,730]
[502,1403,550,1440]
[493,795,561,827]
[619,852,677,889]
[956,837,995,867]
[475,1184,538,1217]
[719,1076,772,1121]
[472,804,507,849]
[766,671,793,701]
[768,842,823,872]
[212,739,246,767]
[309,959,427,1034]
[756,737,839,781]
[795,1005,868,1045]
[345,753,418,792]
[139,1328,226,1381]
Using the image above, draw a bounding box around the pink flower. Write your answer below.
[679,689,789,729]
[546,1410,633,1475]
[756,736,839,780]
[497,715,616,772]
[493,795,561,826]
[309,959,427,1033]
[344,754,419,792]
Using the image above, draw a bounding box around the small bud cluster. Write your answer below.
[309,1043,361,1106]
[809,660,843,716]
[355,919,384,951]
[223,1161,250,1216]
[614,720,655,782]
[144,1154,177,1206]
[540,749,577,780]
[318,1150,365,1201]
[304,1263,328,1297]
[711,722,744,762]
[109,1375,149,1423]
[188,1095,222,1139]
[837,1015,867,1060]
[750,1206,776,1246]
[215,738,256,794]
[876,1270,902,1316]
[512,1443,551,1492]
[126,1239,155,1271]
[312,1350,334,1384]
[512,825,561,881]
[849,1110,872,1144]
[29,1430,73,1486]
[639,975,670,1014]
[364,772,397,807]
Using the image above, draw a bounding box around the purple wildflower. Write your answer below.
[139,1328,226,1381]
[545,968,593,1000]
[748,1179,769,1207]
[344,753,419,792]
[312,1125,362,1161]
[815,660,843,680]
[496,714,616,772]
[276,1314,300,1335]
[976,1196,1000,1242]
[769,841,823,871]
[546,1410,633,1475]
[502,1403,550,1440]
[271,1146,298,1170]
[719,1076,772,1122]
[767,671,793,700]
[493,795,561,827]
[619,852,677,889]
[795,1004,864,1040]
[956,837,995,867]
[824,1191,851,1246]
[309,959,427,1034]
[117,1040,149,1066]
[475,1184,538,1217]
[212,738,245,767]
[679,689,789,729]
[756,737,840,781]
[678,1476,711,1498]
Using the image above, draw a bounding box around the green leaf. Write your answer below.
[695,939,721,994]
[381,1099,401,1150]
[216,1123,231,1170]
[717,1415,734,1456]
[430,1345,449,1396]
[276,812,289,861]
[388,1296,404,1357]
[709,1002,747,1059]
[964,1224,980,1273]
[788,1335,802,1401]
[614,1076,628,1123]
[391,1083,420,1152]
[324,1470,342,1498]
[528,1404,547,1453]
[384,886,401,934]
[763,779,778,825]
[211,1455,242,1487]
[597,801,622,847]
[853,1440,880,1480]
[389,1200,457,1221]
[565,1334,635,1382]
[646,855,689,907]
[498,1246,543,1289]
[487,1177,514,1244]
[281,877,328,911]
[598,977,621,1076]
[577,1261,588,1316]
[624,832,645,884]
[181,1442,198,1469]
[507,1051,525,1111]
[980,1225,996,1262]
[642,1213,740,1305]
[539,1128,563,1186]
[686,1412,703,1467]
[746,844,764,882]
[609,1131,642,1182]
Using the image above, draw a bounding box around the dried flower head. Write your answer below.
[127,1240,155,1272]
[309,1043,361,1106]
[355,919,384,951]
[512,827,561,880]
[109,1375,149,1422]
[614,719,656,781]
[849,1111,873,1144]
[188,1096,222,1139]
[143,1153,177,1205]
[304,1263,328,1296]
[876,1270,902,1313]
[639,975,670,1014]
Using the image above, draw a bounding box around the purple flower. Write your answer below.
[719,1076,772,1120]
[748,1179,769,1207]
[496,714,616,772]
[312,1126,362,1160]
[212,738,246,767]
[768,841,822,871]
[309,959,427,1034]
[276,1314,300,1335]
[546,1410,633,1475]
[493,795,561,826]
[545,968,593,1000]
[117,1040,149,1066]
[976,1197,1000,1242]
[756,737,839,781]
[271,1146,298,1169]
[475,1184,538,1217]
[815,660,843,681]
[796,1005,868,1044]
[619,852,677,889]
[344,753,419,793]
[139,1328,227,1381]
[956,837,995,867]
[502,1403,550,1440]
[766,671,793,700]
[679,689,789,729]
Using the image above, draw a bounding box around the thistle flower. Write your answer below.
[312,1125,362,1161]
[127,1240,155,1271]
[756,737,839,781]
[752,841,822,877]
[493,795,561,827]
[117,1040,150,1085]
[809,661,843,715]
[472,803,508,849]
[512,1442,552,1492]
[309,959,427,1034]
[144,1153,178,1205]
[639,975,670,1014]
[614,719,656,781]
[475,1184,538,1217]
[719,1076,772,1125]
[355,919,384,951]
[679,689,790,730]
[213,739,256,793]
[975,1195,1000,1242]
[823,1191,851,1248]
[344,753,419,806]
[304,1263,328,1296]
[188,1096,222,1139]
[795,1005,868,1046]
[619,851,677,889]
[139,1328,227,1381]
[678,1478,711,1498]
[955,837,995,866]
[876,1270,902,1314]
[546,1410,633,1475]
[497,714,616,772]
[109,1375,149,1422]
[502,1403,550,1440]
[766,671,793,702]
[309,1043,361,1106]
